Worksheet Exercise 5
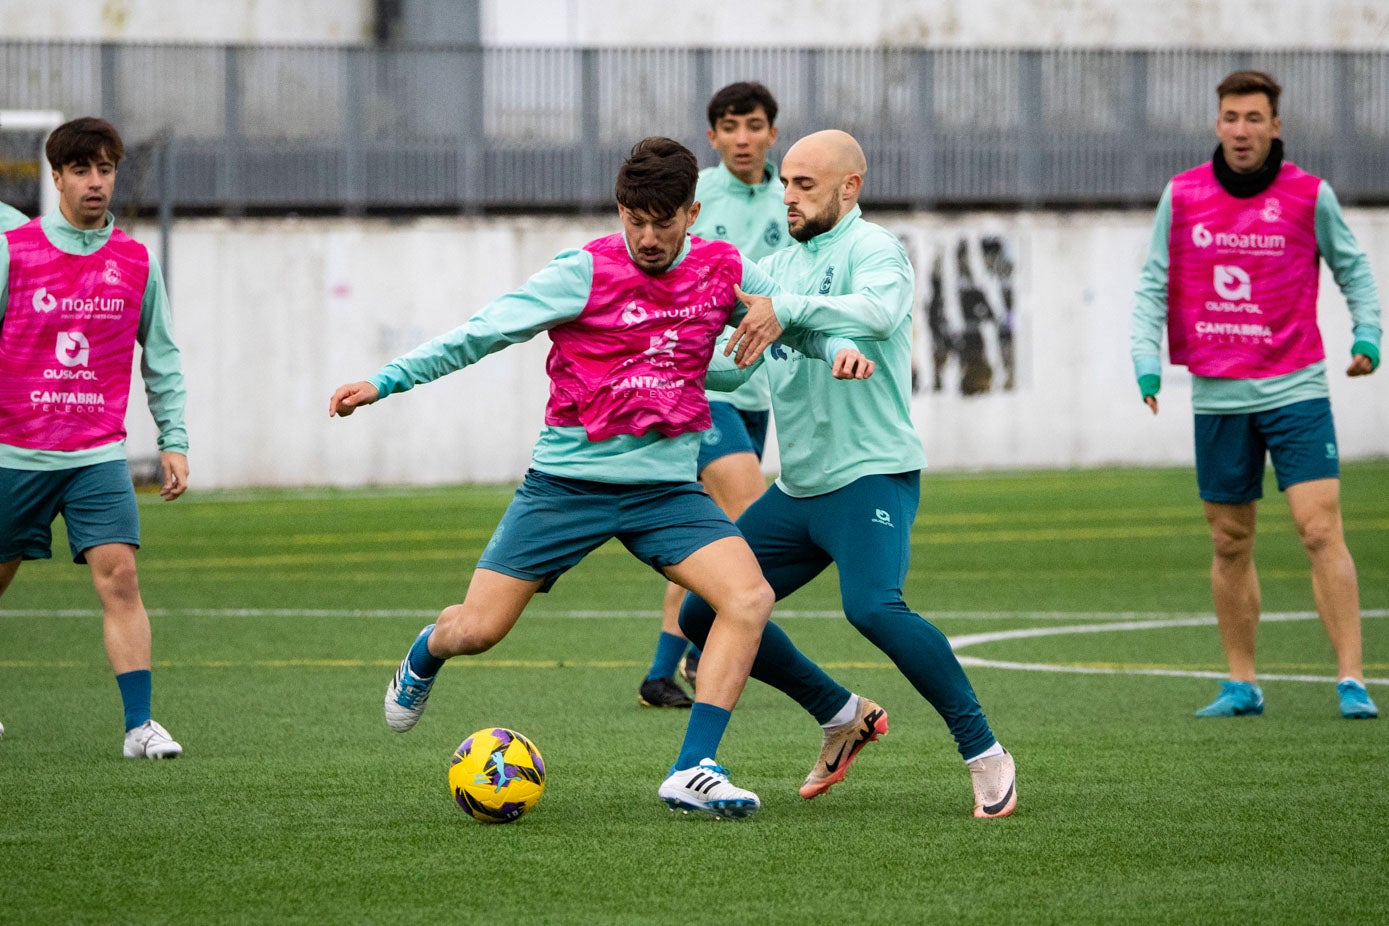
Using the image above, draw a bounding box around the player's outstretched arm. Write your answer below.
[329,381,381,417]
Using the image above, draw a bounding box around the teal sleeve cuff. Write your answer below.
[1138,373,1161,399]
[368,371,399,397]
[1351,339,1379,371]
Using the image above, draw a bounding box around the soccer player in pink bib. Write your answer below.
[330,137,874,818]
[0,118,190,757]
[1131,71,1381,720]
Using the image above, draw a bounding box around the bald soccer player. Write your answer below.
[681,130,1019,819]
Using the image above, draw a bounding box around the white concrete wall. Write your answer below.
[119,209,1389,488]
[7,1,1387,49]
[0,0,374,44]
[482,0,1389,49]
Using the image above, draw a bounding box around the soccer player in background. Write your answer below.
[0,117,190,758]
[0,199,23,741]
[329,137,875,819]
[681,130,1019,819]
[1131,71,1381,720]
[638,81,791,708]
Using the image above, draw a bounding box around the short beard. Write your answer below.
[789,202,840,242]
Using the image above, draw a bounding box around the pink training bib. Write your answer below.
[545,234,744,442]
[0,220,150,450]
[1167,161,1325,378]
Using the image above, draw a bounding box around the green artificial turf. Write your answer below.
[2,463,1386,924]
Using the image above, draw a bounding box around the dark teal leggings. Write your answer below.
[679,471,996,760]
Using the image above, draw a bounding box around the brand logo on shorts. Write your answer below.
[55,331,90,367]
[1213,265,1252,302]
[1326,443,1338,459]
[871,508,893,527]
[32,287,58,313]
[701,425,722,446]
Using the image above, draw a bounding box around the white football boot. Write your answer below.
[659,759,760,819]
[384,657,437,732]
[968,748,1017,818]
[384,625,440,732]
[124,719,183,759]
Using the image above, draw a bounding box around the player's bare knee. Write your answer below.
[1209,525,1253,561]
[1295,518,1342,558]
[91,558,141,607]
[720,579,774,628]
[433,609,503,656]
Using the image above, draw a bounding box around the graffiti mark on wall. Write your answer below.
[895,228,1018,396]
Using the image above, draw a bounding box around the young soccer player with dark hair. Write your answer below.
[0,117,190,758]
[331,136,875,818]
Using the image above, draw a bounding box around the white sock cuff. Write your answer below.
[964,741,1005,765]
[823,693,860,728]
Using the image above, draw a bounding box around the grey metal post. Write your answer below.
[222,45,243,217]
[458,46,484,214]
[100,43,119,120]
[159,133,174,299]
[343,46,366,216]
[693,48,711,133]
[803,48,821,130]
[1128,51,1150,201]
[580,48,601,208]
[1019,51,1043,206]
[911,48,935,210]
[1333,51,1357,197]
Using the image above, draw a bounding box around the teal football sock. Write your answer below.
[115,669,152,732]
[674,702,731,772]
[646,631,687,680]
[407,624,445,679]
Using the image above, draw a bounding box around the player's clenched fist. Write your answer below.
[831,349,875,380]
[329,381,380,417]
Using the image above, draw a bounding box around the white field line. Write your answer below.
[1,608,1385,685]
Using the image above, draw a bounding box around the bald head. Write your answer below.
[785,130,867,177]
[780,130,866,242]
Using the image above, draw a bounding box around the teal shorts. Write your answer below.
[1194,398,1340,504]
[477,469,741,592]
[697,400,770,473]
[0,459,140,563]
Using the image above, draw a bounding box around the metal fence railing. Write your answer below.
[3,42,1388,215]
